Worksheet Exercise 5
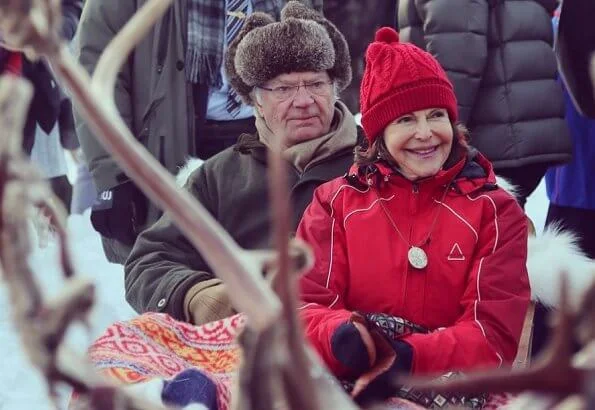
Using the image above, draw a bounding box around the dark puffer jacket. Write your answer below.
[397,0,571,170]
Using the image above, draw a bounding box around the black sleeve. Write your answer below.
[61,0,83,40]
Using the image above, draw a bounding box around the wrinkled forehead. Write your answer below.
[266,71,331,85]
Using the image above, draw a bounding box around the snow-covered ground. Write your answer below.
[0,209,135,410]
[0,178,550,410]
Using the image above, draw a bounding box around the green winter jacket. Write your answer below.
[124,129,362,321]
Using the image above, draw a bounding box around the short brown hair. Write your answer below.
[354,122,470,169]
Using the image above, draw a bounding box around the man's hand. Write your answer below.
[185,279,236,325]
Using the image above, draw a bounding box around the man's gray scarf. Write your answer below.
[186,0,282,86]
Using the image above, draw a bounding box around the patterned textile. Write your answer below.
[224,0,250,116]
[366,312,429,339]
[185,0,280,85]
[76,312,515,409]
[88,313,245,409]
[362,313,487,409]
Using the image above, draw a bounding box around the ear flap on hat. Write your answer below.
[281,1,352,91]
[224,12,275,105]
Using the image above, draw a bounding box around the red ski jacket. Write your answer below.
[298,150,530,377]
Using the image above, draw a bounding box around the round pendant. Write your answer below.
[408,246,428,269]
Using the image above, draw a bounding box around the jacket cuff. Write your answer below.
[391,339,414,373]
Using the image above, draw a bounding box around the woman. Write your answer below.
[396,0,570,209]
[297,27,530,402]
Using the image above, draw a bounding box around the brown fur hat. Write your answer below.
[224,1,352,105]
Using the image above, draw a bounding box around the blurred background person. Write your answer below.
[396,0,571,209]
[545,4,595,259]
[75,0,323,264]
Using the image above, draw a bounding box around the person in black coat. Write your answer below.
[0,0,83,154]
[397,0,571,208]
[1,1,83,214]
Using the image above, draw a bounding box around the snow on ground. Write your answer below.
[0,179,549,410]
[0,210,133,410]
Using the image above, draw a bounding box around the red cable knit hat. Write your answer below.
[360,27,458,143]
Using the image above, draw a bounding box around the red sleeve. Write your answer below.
[297,186,353,378]
[3,51,22,75]
[402,192,531,374]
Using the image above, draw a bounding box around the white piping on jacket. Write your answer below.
[324,184,370,291]
[434,199,479,243]
[305,184,371,310]
[466,193,503,366]
[343,195,396,228]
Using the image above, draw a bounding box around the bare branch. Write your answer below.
[49,22,282,332]
[0,74,173,410]
[0,2,360,409]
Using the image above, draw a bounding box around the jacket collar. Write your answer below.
[347,147,496,195]
[235,127,366,167]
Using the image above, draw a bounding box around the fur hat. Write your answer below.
[224,1,352,105]
[360,27,458,143]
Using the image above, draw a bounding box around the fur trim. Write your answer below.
[495,175,520,200]
[175,157,204,187]
[225,1,352,105]
[528,224,595,310]
[235,19,335,87]
[225,12,275,105]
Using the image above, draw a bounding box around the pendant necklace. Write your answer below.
[377,181,452,270]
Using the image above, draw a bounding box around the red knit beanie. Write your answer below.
[360,27,458,143]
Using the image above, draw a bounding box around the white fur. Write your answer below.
[527,224,595,310]
[495,175,595,309]
[495,175,520,199]
[124,379,168,406]
[124,379,208,410]
[175,157,204,187]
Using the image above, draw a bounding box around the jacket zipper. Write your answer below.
[402,182,420,314]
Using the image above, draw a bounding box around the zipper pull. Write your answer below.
[412,183,419,194]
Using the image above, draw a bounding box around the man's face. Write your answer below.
[255,71,335,147]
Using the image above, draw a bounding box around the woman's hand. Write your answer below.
[338,313,415,405]
[330,312,378,377]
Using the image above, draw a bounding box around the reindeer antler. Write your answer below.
[395,276,589,406]
[0,74,175,410]
[0,1,360,409]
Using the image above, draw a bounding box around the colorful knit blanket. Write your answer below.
[72,312,514,409]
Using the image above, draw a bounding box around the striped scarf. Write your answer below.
[185,0,282,86]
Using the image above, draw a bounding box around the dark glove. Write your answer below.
[352,335,413,407]
[331,320,375,377]
[331,313,414,406]
[90,180,147,246]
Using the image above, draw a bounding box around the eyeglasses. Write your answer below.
[256,81,333,101]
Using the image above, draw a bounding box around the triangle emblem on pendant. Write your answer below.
[447,243,465,261]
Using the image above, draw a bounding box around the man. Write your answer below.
[397,0,571,208]
[125,1,361,325]
[74,0,322,264]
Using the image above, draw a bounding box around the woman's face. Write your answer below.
[382,108,454,181]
